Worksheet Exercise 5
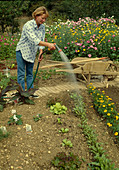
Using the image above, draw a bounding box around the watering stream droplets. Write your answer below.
[58,49,80,94]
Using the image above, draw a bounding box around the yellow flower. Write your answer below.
[116,116,119,120]
[107,113,111,116]
[107,123,112,127]
[103,105,105,107]
[108,104,111,106]
[114,132,118,136]
[104,109,107,112]
[109,98,112,100]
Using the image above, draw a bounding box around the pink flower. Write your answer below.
[110,47,113,49]
[112,35,115,37]
[76,43,82,46]
[64,47,67,49]
[87,40,90,43]
[108,40,111,42]
[94,47,97,50]
[88,54,92,57]
[67,42,70,45]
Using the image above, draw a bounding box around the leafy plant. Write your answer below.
[57,117,62,124]
[33,114,43,122]
[8,113,23,125]
[2,79,36,105]
[50,102,67,115]
[62,138,73,148]
[51,152,82,170]
[59,128,69,133]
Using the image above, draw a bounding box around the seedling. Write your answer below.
[62,138,73,148]
[51,152,82,169]
[50,102,67,115]
[8,113,23,125]
[33,114,43,122]
[57,117,62,124]
[59,128,69,133]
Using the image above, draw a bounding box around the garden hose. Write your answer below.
[28,44,62,90]
[27,48,48,90]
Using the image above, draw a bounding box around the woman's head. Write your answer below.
[32,6,49,19]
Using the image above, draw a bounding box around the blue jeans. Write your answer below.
[16,51,34,91]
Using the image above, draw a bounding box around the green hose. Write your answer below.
[28,49,48,90]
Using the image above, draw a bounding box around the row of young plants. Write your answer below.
[0,88,118,169]
[87,83,119,142]
[71,93,118,170]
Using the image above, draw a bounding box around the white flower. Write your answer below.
[13,115,19,122]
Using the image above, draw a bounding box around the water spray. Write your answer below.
[54,44,79,92]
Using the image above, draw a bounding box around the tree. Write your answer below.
[0,1,29,34]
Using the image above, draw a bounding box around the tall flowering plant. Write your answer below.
[88,83,119,141]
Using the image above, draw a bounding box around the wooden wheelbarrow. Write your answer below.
[40,57,119,84]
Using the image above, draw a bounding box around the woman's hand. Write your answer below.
[47,43,56,50]
[38,50,43,62]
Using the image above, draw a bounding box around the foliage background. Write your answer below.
[0,0,119,33]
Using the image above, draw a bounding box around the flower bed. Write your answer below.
[87,83,119,142]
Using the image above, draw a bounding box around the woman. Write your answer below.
[16,6,55,91]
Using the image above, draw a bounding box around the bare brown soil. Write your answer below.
[0,56,119,169]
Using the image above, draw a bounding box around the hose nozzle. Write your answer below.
[54,44,62,53]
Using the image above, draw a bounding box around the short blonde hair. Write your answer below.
[32,6,49,19]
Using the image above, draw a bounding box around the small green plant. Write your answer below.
[33,114,43,122]
[51,152,82,170]
[50,102,67,115]
[62,138,73,148]
[59,128,69,133]
[57,117,62,124]
[8,113,23,125]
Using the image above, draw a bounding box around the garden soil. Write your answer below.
[0,55,119,170]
